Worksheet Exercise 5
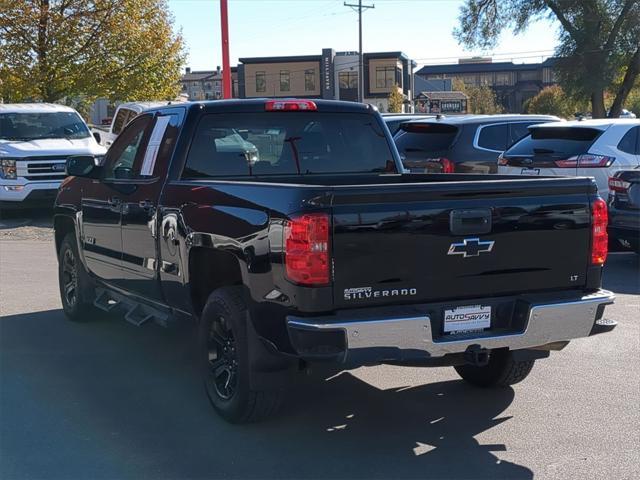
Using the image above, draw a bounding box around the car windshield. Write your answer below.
[182,112,396,178]
[0,111,91,141]
[505,126,603,156]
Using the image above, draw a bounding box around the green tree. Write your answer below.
[625,86,640,115]
[524,85,587,118]
[0,0,186,104]
[454,0,640,118]
[453,78,502,114]
[387,84,404,113]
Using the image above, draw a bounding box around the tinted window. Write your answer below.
[182,112,395,178]
[618,126,639,154]
[477,124,508,151]
[508,122,538,147]
[384,120,404,135]
[505,127,602,156]
[394,123,458,156]
[103,115,152,179]
[0,112,90,140]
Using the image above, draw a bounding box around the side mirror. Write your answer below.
[67,155,100,178]
[93,131,101,144]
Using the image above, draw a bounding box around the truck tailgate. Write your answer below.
[331,177,593,309]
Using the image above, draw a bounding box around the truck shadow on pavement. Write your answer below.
[1,308,532,480]
[602,252,640,295]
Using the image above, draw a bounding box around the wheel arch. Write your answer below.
[54,215,76,257]
[188,247,244,318]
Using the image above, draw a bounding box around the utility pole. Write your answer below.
[220,0,232,99]
[344,0,374,103]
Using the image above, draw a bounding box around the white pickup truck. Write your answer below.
[90,101,175,148]
[0,103,106,210]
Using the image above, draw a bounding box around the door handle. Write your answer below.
[108,197,121,212]
[139,199,154,210]
[450,208,492,235]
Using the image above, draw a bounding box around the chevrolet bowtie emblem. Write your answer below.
[447,238,495,258]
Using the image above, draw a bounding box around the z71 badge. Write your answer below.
[344,286,417,301]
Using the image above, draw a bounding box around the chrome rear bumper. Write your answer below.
[287,289,615,363]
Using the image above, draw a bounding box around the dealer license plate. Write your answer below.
[520,168,540,176]
[444,305,491,334]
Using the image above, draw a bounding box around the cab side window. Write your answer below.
[102,115,152,180]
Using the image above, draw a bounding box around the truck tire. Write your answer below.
[199,286,284,423]
[454,349,535,387]
[58,233,97,321]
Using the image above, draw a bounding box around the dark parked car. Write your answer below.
[394,114,561,173]
[608,168,640,253]
[54,99,615,424]
[381,113,434,135]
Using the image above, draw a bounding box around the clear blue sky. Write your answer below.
[167,0,560,71]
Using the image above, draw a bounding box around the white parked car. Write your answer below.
[619,109,637,119]
[91,101,178,148]
[498,119,640,196]
[0,103,106,209]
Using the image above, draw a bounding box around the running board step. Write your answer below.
[94,288,172,327]
[94,290,120,312]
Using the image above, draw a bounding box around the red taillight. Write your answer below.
[265,100,317,111]
[284,213,330,285]
[439,157,455,173]
[555,154,615,168]
[591,197,608,265]
[608,176,631,193]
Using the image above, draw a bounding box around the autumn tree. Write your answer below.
[0,0,186,104]
[454,0,640,118]
[453,78,502,114]
[387,84,404,113]
[524,85,587,118]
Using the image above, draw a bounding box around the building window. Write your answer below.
[495,72,511,86]
[479,73,492,86]
[462,74,477,87]
[376,66,395,88]
[519,70,538,81]
[255,71,266,93]
[280,70,290,92]
[339,71,358,89]
[304,69,315,91]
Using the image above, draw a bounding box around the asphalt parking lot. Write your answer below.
[1,213,639,480]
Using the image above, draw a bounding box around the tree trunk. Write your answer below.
[37,0,52,101]
[609,47,640,118]
[591,89,606,118]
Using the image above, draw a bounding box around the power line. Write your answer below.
[344,0,374,102]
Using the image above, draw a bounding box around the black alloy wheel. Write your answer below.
[206,315,239,400]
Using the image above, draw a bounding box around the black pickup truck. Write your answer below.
[55,99,616,423]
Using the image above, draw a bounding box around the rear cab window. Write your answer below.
[182,112,396,178]
[393,123,458,170]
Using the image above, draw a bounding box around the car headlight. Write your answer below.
[0,159,17,180]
